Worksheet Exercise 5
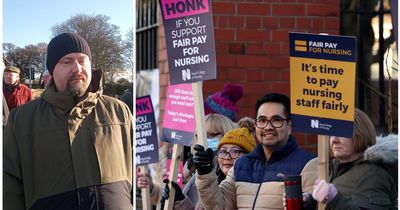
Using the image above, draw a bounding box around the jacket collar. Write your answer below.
[43,69,103,112]
[331,158,361,179]
[3,81,20,92]
[248,135,298,163]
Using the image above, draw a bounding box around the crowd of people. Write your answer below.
[137,86,398,210]
[2,33,397,210]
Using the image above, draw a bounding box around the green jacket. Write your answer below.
[4,70,133,210]
[327,136,397,210]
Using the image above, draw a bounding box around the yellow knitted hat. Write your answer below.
[217,127,256,153]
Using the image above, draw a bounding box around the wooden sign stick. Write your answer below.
[317,135,329,210]
[164,144,182,210]
[192,81,208,146]
[140,165,152,210]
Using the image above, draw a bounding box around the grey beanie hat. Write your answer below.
[46,33,92,75]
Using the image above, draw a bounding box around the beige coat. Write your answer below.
[196,164,317,210]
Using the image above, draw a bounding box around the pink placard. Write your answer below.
[163,83,195,133]
[136,97,153,115]
[160,0,209,20]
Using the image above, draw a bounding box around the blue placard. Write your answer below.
[289,33,356,62]
[136,95,160,165]
[291,114,353,137]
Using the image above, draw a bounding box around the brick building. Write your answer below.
[155,0,341,153]
[137,0,397,154]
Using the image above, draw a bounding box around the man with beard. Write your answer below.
[3,33,133,210]
[193,93,316,209]
[3,66,33,111]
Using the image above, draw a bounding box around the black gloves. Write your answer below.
[162,179,185,202]
[193,144,214,175]
[186,152,194,170]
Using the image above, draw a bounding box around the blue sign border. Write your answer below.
[289,32,356,62]
[292,114,353,137]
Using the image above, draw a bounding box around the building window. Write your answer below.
[341,0,397,134]
[136,0,158,71]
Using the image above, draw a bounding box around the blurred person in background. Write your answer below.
[41,70,52,88]
[3,66,33,111]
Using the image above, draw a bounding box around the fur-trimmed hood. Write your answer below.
[364,134,398,164]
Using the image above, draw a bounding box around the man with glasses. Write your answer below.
[194,93,315,209]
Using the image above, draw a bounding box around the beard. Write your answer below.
[257,129,287,149]
[260,138,281,148]
[66,79,88,97]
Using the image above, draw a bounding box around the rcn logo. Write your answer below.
[311,119,319,128]
[136,155,141,165]
[182,69,191,81]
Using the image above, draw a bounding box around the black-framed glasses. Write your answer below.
[255,116,289,129]
[217,149,244,159]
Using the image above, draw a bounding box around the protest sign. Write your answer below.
[161,82,208,210]
[289,33,356,138]
[158,1,216,207]
[162,83,196,146]
[136,95,159,165]
[159,0,216,84]
[166,146,184,187]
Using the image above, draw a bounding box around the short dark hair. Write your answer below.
[255,93,290,118]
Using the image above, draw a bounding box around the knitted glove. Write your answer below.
[312,179,337,204]
[162,179,185,202]
[193,144,214,175]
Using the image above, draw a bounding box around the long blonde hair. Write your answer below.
[205,113,237,136]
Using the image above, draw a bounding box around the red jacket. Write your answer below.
[3,82,33,111]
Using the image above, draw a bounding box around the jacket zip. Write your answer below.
[251,161,267,210]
